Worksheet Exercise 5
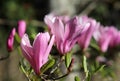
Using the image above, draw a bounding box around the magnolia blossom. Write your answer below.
[7,28,16,52]
[44,14,90,54]
[93,26,120,52]
[20,32,55,75]
[7,20,26,52]
[77,16,100,50]
[18,20,26,38]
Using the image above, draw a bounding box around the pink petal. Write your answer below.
[78,18,100,49]
[44,14,65,42]
[53,17,66,54]
[7,28,16,52]
[99,35,111,52]
[20,34,36,72]
[59,15,70,23]
[93,26,103,41]
[115,32,120,45]
[44,14,56,34]
[18,20,26,38]
[65,16,90,42]
[33,32,50,73]
[53,18,65,43]
[63,16,90,53]
[43,35,55,63]
[20,34,33,63]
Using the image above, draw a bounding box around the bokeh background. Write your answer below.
[0,0,120,81]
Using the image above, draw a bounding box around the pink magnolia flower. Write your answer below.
[20,32,55,75]
[77,16,100,50]
[93,26,119,52]
[44,14,90,54]
[7,20,26,52]
[18,20,26,38]
[7,28,16,52]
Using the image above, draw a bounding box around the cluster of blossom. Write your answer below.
[7,13,120,75]
[93,26,120,52]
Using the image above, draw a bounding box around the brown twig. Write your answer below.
[49,58,74,80]
[0,54,10,61]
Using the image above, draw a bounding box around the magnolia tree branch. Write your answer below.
[0,54,10,61]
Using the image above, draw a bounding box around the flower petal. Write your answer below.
[7,28,16,52]
[63,16,90,53]
[44,14,56,34]
[33,32,50,74]
[43,35,55,64]
[53,18,65,41]
[99,35,111,52]
[65,16,90,42]
[20,34,33,62]
[78,17,100,49]
[18,20,26,38]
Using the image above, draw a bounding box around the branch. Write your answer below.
[0,54,10,61]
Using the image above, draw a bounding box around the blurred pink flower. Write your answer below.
[20,32,55,75]
[7,20,26,52]
[96,56,107,63]
[44,14,90,54]
[77,16,100,50]
[7,28,16,52]
[115,31,120,46]
[18,20,26,38]
[93,26,119,52]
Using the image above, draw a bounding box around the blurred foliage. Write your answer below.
[0,0,120,81]
[89,0,120,29]
[0,0,49,20]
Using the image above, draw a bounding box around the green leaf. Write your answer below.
[83,55,88,78]
[15,33,21,43]
[74,76,80,81]
[40,59,55,74]
[94,65,105,73]
[65,52,72,68]
[19,61,29,76]
[17,46,22,56]
[19,62,26,74]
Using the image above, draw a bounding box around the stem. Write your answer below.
[50,58,73,80]
[51,73,69,80]
[50,57,64,74]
